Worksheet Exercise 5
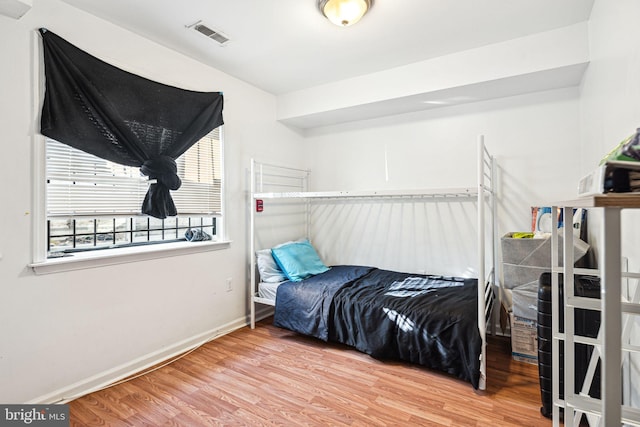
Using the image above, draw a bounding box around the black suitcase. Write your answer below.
[537,272,601,419]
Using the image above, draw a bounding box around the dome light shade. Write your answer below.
[318,0,373,27]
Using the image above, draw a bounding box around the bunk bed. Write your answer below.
[248,136,498,390]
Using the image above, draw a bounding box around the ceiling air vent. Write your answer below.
[189,21,230,45]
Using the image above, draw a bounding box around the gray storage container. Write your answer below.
[501,233,588,290]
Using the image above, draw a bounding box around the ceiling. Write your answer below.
[59,0,594,96]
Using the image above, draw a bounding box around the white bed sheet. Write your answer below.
[258,281,285,301]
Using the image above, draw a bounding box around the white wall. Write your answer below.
[580,0,640,264]
[303,87,583,277]
[0,0,304,403]
[579,0,640,408]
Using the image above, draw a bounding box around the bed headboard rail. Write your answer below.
[251,159,310,195]
[476,134,497,390]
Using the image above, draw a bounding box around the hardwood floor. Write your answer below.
[69,319,551,426]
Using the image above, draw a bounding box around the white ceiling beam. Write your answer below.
[277,22,589,129]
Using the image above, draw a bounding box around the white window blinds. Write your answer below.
[46,128,223,217]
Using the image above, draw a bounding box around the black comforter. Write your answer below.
[273,265,482,389]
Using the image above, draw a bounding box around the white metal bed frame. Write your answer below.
[248,135,498,390]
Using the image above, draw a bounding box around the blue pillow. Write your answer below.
[271,239,329,282]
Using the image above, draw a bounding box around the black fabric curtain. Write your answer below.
[39,28,224,219]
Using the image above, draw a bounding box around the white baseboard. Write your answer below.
[28,310,274,404]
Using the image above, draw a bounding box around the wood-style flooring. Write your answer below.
[69,319,551,426]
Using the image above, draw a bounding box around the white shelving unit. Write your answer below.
[551,194,640,426]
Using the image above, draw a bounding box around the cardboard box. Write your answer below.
[511,313,538,364]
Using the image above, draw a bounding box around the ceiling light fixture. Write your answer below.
[318,0,373,27]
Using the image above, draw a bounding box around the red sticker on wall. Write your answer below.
[256,199,263,212]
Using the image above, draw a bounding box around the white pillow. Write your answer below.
[256,248,287,283]
[255,238,307,283]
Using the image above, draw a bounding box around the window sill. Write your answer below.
[29,240,231,275]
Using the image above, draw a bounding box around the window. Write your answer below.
[45,128,223,257]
